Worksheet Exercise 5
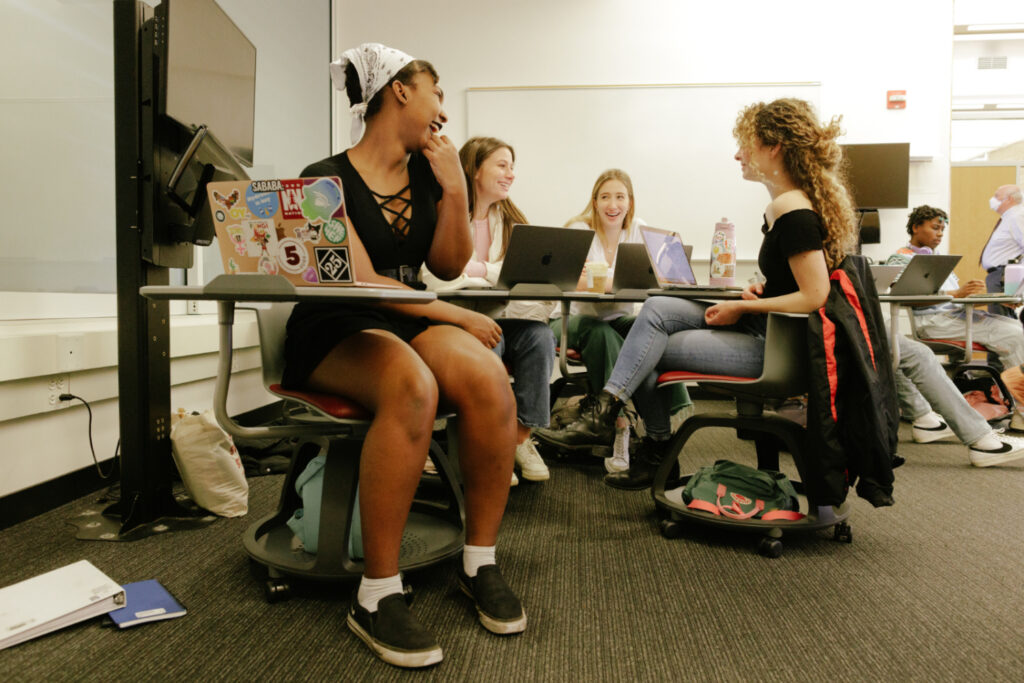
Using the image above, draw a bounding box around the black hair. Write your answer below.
[906,205,948,236]
[344,59,439,120]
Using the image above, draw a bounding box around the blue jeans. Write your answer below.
[894,334,990,446]
[605,296,766,439]
[493,318,555,428]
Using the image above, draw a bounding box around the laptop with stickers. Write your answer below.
[207,177,359,286]
[639,225,740,291]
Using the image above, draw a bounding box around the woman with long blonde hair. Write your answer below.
[539,98,855,489]
[539,169,691,473]
[422,136,556,483]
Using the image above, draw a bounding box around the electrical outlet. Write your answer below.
[47,374,70,410]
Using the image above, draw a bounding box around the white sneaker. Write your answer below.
[912,420,956,443]
[514,438,549,482]
[1011,412,1024,432]
[510,470,519,487]
[969,434,1024,467]
[605,421,630,474]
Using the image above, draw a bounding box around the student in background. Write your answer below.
[980,184,1024,317]
[895,334,1024,466]
[886,205,1024,429]
[422,136,554,483]
[539,169,691,473]
[282,44,525,668]
[539,98,853,490]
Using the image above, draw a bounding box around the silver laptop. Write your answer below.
[887,254,962,296]
[869,265,903,293]
[612,242,693,294]
[639,225,739,291]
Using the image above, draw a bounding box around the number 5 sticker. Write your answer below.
[277,237,308,274]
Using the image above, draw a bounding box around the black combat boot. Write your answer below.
[603,437,669,490]
[533,390,622,449]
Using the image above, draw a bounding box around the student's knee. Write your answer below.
[454,350,515,413]
[376,359,439,433]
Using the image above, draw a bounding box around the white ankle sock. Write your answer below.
[463,545,496,578]
[358,574,403,612]
[971,433,1003,452]
[913,411,943,429]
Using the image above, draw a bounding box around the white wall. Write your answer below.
[0,0,331,499]
[331,0,954,262]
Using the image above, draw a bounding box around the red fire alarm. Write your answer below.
[887,90,906,110]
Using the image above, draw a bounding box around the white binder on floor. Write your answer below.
[0,559,125,650]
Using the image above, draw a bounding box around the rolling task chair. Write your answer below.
[649,312,852,557]
[214,300,465,601]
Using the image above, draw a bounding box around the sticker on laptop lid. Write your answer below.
[314,246,352,283]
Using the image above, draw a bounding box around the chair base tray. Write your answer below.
[243,510,464,582]
[657,484,851,533]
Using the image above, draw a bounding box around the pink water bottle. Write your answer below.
[709,217,736,287]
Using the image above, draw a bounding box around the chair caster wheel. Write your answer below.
[659,519,683,539]
[833,522,853,543]
[757,537,783,558]
[264,578,291,603]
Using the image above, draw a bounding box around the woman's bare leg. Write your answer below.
[305,330,438,578]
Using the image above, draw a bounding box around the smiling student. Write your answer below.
[422,136,555,483]
[540,170,691,472]
[281,43,525,668]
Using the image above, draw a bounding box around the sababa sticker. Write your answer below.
[314,246,352,283]
[246,181,281,218]
[301,178,343,224]
[213,188,240,210]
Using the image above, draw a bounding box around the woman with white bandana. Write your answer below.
[281,43,526,668]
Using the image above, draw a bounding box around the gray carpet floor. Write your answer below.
[3,406,1024,681]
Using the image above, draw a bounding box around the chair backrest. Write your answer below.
[742,312,810,398]
[245,303,295,391]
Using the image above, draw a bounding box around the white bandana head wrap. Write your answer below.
[330,43,416,145]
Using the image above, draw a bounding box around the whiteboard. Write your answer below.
[466,83,820,260]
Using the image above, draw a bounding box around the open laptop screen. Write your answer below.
[639,226,697,286]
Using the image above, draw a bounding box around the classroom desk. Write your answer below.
[141,274,436,442]
[878,294,953,369]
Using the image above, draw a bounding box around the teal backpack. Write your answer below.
[682,459,803,521]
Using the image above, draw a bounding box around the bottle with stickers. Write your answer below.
[709,217,736,287]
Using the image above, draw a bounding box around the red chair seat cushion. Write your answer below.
[657,370,758,386]
[555,348,583,362]
[920,338,988,352]
[269,383,372,420]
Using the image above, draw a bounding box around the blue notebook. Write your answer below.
[106,580,186,629]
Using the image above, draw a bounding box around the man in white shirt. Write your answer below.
[979,184,1024,317]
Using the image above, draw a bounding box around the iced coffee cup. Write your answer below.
[585,261,609,293]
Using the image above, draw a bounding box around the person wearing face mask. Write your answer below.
[539,170,692,472]
[421,136,555,484]
[282,44,526,668]
[980,184,1024,318]
[884,206,1024,421]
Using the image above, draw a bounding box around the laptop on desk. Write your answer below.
[488,224,593,296]
[639,225,741,291]
[869,264,903,294]
[207,177,364,287]
[887,254,962,296]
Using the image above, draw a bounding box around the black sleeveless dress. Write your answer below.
[280,151,444,389]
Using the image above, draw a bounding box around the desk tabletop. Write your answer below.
[140,274,437,304]
[878,294,954,305]
[948,294,1023,305]
[437,286,742,302]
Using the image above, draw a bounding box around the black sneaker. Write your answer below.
[457,565,527,634]
[346,593,443,668]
